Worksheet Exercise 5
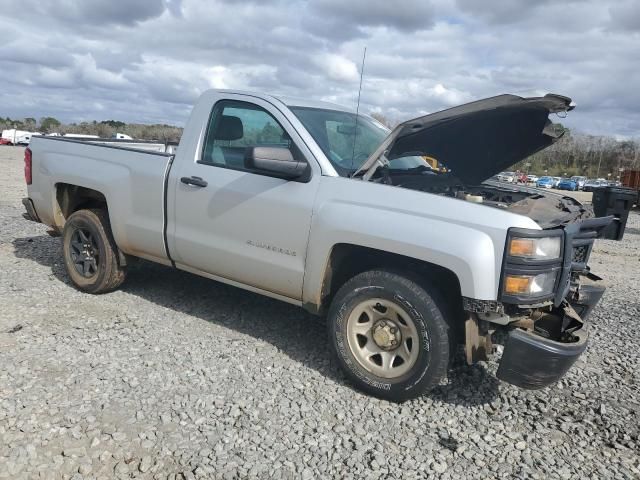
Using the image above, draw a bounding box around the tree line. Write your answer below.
[0,116,183,143]
[512,126,639,179]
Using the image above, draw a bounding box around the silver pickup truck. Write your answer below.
[23,90,612,401]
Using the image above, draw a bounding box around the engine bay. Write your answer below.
[374,169,594,228]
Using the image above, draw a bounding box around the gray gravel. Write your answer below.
[1,145,639,479]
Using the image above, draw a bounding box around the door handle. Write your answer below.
[180,176,208,188]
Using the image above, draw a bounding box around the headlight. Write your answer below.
[508,236,561,260]
[501,228,565,303]
[503,271,558,297]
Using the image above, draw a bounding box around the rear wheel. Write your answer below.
[62,209,126,293]
[328,270,450,402]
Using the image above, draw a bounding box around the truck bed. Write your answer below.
[27,136,174,264]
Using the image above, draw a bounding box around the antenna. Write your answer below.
[351,47,367,171]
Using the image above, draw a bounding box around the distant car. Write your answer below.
[536,176,554,188]
[583,179,608,192]
[497,171,517,182]
[552,176,562,187]
[527,174,539,183]
[515,172,527,183]
[0,138,12,146]
[557,178,578,191]
[570,176,587,190]
[16,135,31,145]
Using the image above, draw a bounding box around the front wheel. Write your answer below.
[328,270,450,402]
[62,209,126,293]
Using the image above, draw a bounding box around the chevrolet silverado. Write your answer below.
[22,90,612,401]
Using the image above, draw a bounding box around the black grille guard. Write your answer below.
[553,215,613,306]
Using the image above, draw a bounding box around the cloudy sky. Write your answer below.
[0,0,637,137]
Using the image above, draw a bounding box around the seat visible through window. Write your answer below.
[204,115,245,167]
[201,100,297,171]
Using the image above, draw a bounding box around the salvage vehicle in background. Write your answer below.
[557,178,578,191]
[497,171,517,182]
[536,176,554,188]
[2,129,38,145]
[23,90,612,401]
[621,170,640,206]
[571,175,587,190]
[583,178,608,192]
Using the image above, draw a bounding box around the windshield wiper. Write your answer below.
[388,165,442,175]
[398,165,432,173]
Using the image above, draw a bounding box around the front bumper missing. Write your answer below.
[496,324,587,389]
[490,216,611,389]
[495,279,605,389]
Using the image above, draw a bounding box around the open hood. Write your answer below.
[356,93,574,184]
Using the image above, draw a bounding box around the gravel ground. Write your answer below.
[1,145,639,479]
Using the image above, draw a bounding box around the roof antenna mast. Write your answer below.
[351,47,367,171]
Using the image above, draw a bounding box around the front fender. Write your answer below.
[302,177,541,308]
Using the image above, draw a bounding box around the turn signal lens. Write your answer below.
[503,271,558,297]
[504,275,532,294]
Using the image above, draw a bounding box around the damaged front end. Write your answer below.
[464,216,611,389]
[353,92,612,389]
[354,92,590,229]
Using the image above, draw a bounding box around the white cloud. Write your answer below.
[75,54,129,89]
[317,54,360,83]
[0,0,636,138]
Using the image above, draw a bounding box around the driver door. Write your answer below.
[168,97,320,300]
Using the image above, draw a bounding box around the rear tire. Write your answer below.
[327,270,450,402]
[62,209,126,293]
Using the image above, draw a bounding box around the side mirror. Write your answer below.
[245,146,308,180]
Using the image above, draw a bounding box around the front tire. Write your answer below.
[328,270,450,402]
[62,209,126,293]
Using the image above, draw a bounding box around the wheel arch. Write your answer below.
[305,243,464,323]
[54,183,109,229]
[55,184,126,266]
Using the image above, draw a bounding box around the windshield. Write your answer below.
[290,106,428,176]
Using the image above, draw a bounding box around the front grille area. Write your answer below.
[572,245,589,264]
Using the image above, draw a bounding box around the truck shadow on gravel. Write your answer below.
[12,234,500,406]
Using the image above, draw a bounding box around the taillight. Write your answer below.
[24,147,32,185]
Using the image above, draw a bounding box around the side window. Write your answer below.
[201,100,296,170]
